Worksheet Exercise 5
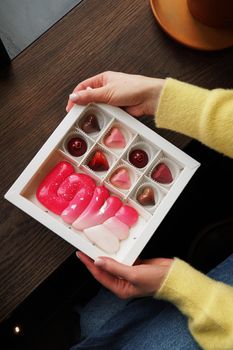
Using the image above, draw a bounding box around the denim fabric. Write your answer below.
[71,254,233,350]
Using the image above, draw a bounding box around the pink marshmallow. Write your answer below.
[73,193,121,230]
[84,225,120,254]
[60,173,96,224]
[115,205,138,227]
[72,186,110,230]
[36,161,74,215]
[103,217,129,240]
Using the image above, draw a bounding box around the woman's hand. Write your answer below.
[77,251,173,299]
[66,71,165,117]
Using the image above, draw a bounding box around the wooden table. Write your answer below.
[1,0,233,323]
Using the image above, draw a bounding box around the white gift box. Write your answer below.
[5,103,200,265]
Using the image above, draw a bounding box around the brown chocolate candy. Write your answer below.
[137,186,155,206]
[80,114,100,134]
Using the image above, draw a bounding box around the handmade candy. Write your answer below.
[110,168,131,190]
[137,186,155,206]
[115,205,138,227]
[88,151,109,171]
[60,174,96,224]
[83,225,120,254]
[129,149,148,168]
[67,137,87,157]
[80,114,100,133]
[72,186,110,230]
[104,127,126,149]
[151,163,173,184]
[36,161,74,215]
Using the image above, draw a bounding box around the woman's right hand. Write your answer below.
[66,71,165,117]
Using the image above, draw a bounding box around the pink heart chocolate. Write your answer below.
[110,168,131,190]
[104,127,126,149]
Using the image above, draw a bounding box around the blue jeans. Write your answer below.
[71,254,233,350]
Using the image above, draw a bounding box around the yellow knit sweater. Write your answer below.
[156,78,233,158]
[155,79,233,350]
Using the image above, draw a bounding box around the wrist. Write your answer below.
[154,78,166,113]
[157,259,174,290]
[146,78,165,116]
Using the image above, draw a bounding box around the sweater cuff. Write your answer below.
[155,258,216,318]
[156,78,209,140]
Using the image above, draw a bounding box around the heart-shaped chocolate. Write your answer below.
[104,127,126,148]
[80,114,100,133]
[151,163,173,184]
[110,168,131,189]
[88,151,109,171]
[137,186,155,206]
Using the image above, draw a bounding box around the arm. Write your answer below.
[77,252,233,350]
[156,78,233,158]
[68,72,233,348]
[156,258,233,350]
[66,71,233,158]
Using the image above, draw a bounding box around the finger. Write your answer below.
[66,99,74,112]
[77,252,115,282]
[69,86,108,105]
[74,73,105,91]
[66,73,106,112]
[76,251,93,264]
[94,257,135,281]
[124,105,143,118]
[76,252,124,294]
[134,258,143,266]
[66,86,105,112]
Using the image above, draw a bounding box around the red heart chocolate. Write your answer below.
[151,163,173,184]
[88,151,109,171]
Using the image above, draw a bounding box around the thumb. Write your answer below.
[69,86,108,105]
[95,257,133,280]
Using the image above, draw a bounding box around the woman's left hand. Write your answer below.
[77,251,173,299]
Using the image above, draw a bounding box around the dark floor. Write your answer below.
[0,139,233,350]
[0,0,81,58]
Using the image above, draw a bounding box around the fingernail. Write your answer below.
[69,92,80,101]
[76,252,80,259]
[94,258,104,266]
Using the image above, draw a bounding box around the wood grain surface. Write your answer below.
[0,0,233,322]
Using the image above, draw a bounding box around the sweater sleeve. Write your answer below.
[156,258,233,350]
[156,79,233,158]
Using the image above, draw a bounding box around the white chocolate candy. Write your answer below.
[103,217,129,240]
[83,225,120,254]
